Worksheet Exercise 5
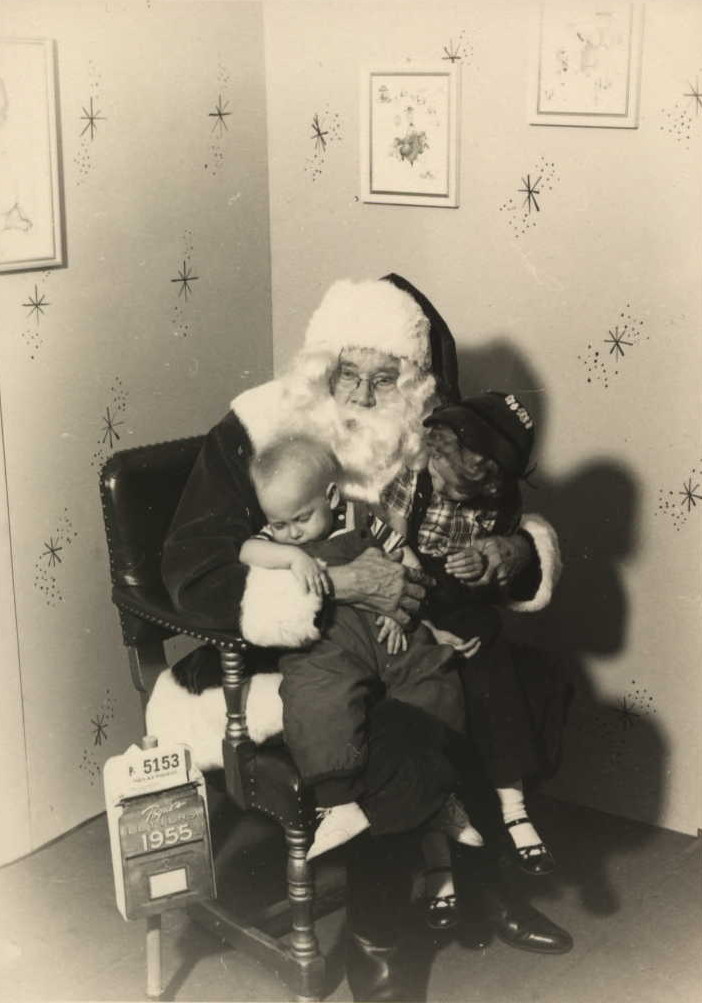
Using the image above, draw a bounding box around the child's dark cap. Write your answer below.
[424,391,535,477]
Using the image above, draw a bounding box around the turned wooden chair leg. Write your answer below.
[285,825,325,1002]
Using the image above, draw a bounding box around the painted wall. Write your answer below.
[0,0,272,855]
[263,1,702,834]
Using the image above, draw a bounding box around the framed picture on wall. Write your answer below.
[360,65,460,207]
[529,3,644,128]
[0,38,64,272]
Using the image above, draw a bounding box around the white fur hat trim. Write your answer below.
[304,279,431,368]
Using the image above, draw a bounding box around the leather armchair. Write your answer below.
[100,437,341,1001]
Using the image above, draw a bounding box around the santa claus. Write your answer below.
[150,274,570,1001]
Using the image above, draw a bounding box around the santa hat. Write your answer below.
[304,278,432,370]
[424,391,535,477]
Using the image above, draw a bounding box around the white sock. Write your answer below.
[496,780,543,850]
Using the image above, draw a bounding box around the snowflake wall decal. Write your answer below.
[101,406,124,448]
[518,174,541,213]
[204,63,232,177]
[305,106,342,182]
[603,326,634,358]
[208,93,231,134]
[91,713,108,746]
[440,29,474,65]
[33,510,78,606]
[171,259,199,301]
[91,378,130,468]
[310,113,329,153]
[499,157,559,237]
[74,60,106,184]
[23,284,50,323]
[679,477,701,512]
[615,697,639,731]
[40,537,63,567]
[683,77,702,115]
[578,304,648,388]
[657,462,702,531]
[80,95,106,141]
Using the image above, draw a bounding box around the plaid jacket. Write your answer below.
[381,467,521,557]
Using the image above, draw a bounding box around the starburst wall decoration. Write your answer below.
[578,304,649,389]
[170,229,199,339]
[90,377,130,469]
[571,681,657,775]
[79,689,117,786]
[441,29,474,66]
[659,70,702,150]
[23,284,50,323]
[20,272,53,360]
[499,157,560,238]
[204,62,233,177]
[171,260,199,301]
[657,461,702,532]
[304,105,342,182]
[74,60,106,185]
[33,509,78,607]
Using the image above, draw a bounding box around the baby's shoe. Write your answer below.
[431,793,484,847]
[307,802,370,860]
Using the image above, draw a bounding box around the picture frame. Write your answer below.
[0,38,64,272]
[529,3,644,129]
[360,65,460,207]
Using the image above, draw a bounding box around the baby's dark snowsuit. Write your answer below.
[275,502,465,808]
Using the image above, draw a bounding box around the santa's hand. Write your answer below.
[463,535,530,589]
[376,615,408,655]
[445,547,488,582]
[328,548,433,628]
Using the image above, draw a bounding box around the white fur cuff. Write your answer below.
[509,513,562,613]
[239,565,322,647]
[145,670,285,772]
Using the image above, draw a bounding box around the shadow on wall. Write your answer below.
[455,337,669,834]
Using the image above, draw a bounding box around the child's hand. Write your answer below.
[376,614,408,655]
[290,552,329,597]
[425,624,482,659]
[445,546,487,582]
[462,538,512,588]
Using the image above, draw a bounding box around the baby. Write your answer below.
[239,434,481,862]
[418,391,555,876]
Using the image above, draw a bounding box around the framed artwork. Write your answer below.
[529,3,644,128]
[360,65,460,207]
[0,38,64,272]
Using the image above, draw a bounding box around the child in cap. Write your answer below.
[420,391,556,875]
[382,391,555,895]
[239,433,482,863]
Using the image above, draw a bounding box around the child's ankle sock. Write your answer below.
[496,782,543,850]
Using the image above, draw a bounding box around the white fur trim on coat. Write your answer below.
[239,565,322,647]
[304,279,431,369]
[145,670,284,771]
[230,380,288,454]
[509,513,562,613]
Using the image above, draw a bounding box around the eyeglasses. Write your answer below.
[333,367,399,396]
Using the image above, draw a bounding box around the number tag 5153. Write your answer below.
[110,742,190,798]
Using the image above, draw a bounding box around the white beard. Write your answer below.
[305,395,426,502]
